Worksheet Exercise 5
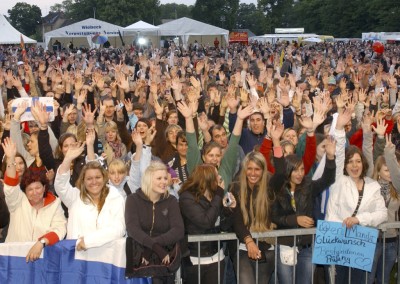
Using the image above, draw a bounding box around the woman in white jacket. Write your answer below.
[54,142,125,251]
[326,108,388,283]
[2,138,66,262]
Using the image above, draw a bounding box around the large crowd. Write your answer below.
[0,38,400,284]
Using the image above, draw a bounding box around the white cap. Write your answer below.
[17,61,24,66]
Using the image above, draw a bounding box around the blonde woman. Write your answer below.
[125,161,184,283]
[103,121,127,165]
[230,151,274,284]
[55,142,125,251]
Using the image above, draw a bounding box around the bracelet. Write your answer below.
[7,162,16,167]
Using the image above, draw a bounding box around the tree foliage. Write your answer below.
[236,4,265,35]
[192,0,239,30]
[8,2,42,37]
[45,0,400,37]
[50,0,160,27]
[159,4,193,20]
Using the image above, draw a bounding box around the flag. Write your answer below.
[279,49,285,67]
[118,30,125,46]
[0,239,151,284]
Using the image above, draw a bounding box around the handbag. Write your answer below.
[279,245,299,266]
[125,237,181,279]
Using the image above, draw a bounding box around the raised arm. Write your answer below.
[384,134,400,192]
[334,108,352,182]
[2,138,24,212]
[361,113,374,178]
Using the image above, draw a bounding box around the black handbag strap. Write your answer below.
[351,180,365,217]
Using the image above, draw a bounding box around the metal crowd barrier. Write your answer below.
[179,222,400,284]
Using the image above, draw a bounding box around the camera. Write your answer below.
[225,192,232,207]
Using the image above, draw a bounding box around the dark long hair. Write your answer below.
[179,164,218,202]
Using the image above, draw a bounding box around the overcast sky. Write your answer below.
[1,0,258,16]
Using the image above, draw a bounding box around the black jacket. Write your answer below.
[179,187,231,257]
[125,189,184,250]
[269,156,336,246]
[0,187,9,229]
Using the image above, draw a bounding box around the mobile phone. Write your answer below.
[379,87,385,93]
[225,192,232,207]
[117,102,124,110]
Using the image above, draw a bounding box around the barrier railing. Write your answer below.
[184,222,400,284]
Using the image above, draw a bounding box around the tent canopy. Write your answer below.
[0,15,37,44]
[44,18,123,48]
[123,20,159,34]
[157,17,229,46]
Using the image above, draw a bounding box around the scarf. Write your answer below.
[108,140,123,158]
[379,180,391,208]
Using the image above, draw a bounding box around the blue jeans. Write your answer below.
[334,265,367,284]
[232,249,275,284]
[368,239,398,284]
[277,245,313,284]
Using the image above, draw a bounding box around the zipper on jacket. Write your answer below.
[149,203,155,236]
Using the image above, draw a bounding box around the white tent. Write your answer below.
[123,20,159,34]
[157,17,229,46]
[0,14,37,44]
[44,18,124,49]
[302,37,322,43]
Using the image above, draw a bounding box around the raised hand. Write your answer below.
[237,105,254,120]
[246,74,257,89]
[153,97,164,118]
[124,98,133,114]
[177,101,193,119]
[270,120,284,142]
[258,97,270,119]
[144,126,157,145]
[1,137,17,159]
[198,112,209,132]
[312,109,326,130]
[336,107,352,130]
[13,101,28,121]
[85,128,96,147]
[131,129,143,146]
[385,134,395,150]
[361,112,373,134]
[371,118,388,138]
[31,101,50,127]
[82,103,96,126]
[64,142,85,161]
[299,115,313,132]
[325,135,336,160]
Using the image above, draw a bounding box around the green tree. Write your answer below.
[54,0,160,27]
[366,0,400,32]
[8,2,42,37]
[258,0,294,31]
[192,0,239,30]
[50,0,74,13]
[236,3,266,35]
[159,4,193,20]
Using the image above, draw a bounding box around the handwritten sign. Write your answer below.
[11,97,55,122]
[312,220,378,272]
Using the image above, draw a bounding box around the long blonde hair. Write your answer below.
[373,155,398,199]
[238,152,273,232]
[76,161,109,212]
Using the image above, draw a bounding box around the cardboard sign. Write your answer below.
[11,97,55,122]
[312,220,378,272]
